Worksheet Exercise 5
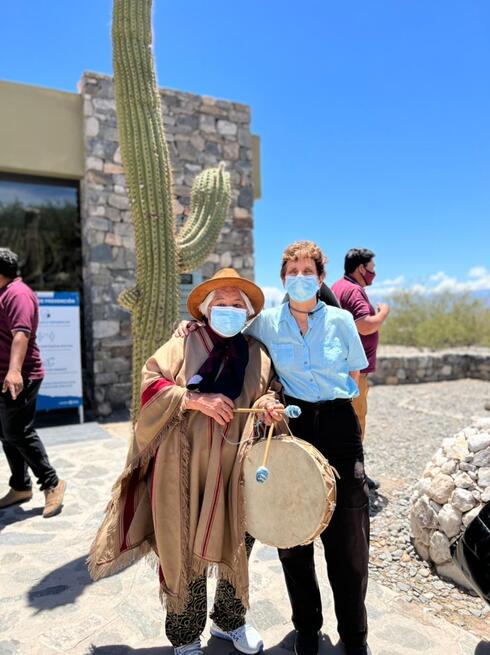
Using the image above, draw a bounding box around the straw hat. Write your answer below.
[187,268,264,320]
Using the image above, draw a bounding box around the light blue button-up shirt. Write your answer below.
[245,301,369,402]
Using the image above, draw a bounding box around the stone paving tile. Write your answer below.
[0,386,489,654]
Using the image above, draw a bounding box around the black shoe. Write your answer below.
[366,476,379,490]
[293,631,319,655]
[342,643,372,655]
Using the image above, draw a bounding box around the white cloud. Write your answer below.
[263,286,285,307]
[371,266,490,298]
[429,271,447,282]
[376,275,405,287]
[468,266,488,279]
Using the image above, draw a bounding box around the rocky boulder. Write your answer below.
[409,417,490,588]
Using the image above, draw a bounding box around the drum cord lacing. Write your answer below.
[220,416,266,446]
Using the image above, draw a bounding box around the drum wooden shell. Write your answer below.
[242,434,337,549]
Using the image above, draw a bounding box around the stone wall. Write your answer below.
[371,346,490,386]
[80,72,255,417]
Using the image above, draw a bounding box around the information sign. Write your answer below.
[35,291,83,419]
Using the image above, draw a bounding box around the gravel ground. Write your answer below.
[364,378,490,640]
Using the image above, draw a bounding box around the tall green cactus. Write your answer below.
[112,0,231,420]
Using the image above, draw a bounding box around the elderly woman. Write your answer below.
[89,269,282,655]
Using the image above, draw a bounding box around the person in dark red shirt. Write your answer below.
[0,248,65,517]
[332,248,390,491]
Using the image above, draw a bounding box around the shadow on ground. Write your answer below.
[89,648,170,655]
[475,642,490,654]
[88,632,345,655]
[0,504,43,530]
[273,631,344,654]
[27,554,93,611]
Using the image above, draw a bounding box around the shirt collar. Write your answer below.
[344,274,362,287]
[278,302,291,323]
[279,300,325,323]
[0,277,20,293]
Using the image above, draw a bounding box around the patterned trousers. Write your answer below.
[165,534,254,647]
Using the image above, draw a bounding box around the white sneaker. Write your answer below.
[174,639,203,655]
[210,623,263,654]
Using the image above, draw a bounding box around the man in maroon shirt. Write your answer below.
[0,248,65,517]
[332,248,390,490]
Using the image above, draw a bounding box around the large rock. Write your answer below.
[410,418,490,588]
[414,540,430,561]
[453,472,473,489]
[451,488,477,512]
[410,514,431,545]
[441,459,457,475]
[428,474,455,504]
[429,531,451,565]
[478,467,490,487]
[442,434,469,461]
[437,504,462,538]
[412,497,438,529]
[472,447,490,468]
[468,432,490,452]
[417,478,432,496]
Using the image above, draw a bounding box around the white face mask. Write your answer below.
[209,306,248,337]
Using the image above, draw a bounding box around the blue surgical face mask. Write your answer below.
[209,306,248,337]
[285,275,319,302]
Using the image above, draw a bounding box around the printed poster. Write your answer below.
[35,291,83,411]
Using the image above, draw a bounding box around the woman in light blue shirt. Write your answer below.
[245,241,371,655]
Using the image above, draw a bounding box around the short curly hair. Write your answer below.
[280,240,327,280]
[0,248,19,278]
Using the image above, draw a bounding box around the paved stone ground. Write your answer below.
[1,380,490,654]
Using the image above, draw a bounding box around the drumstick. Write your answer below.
[233,405,301,418]
[234,405,301,484]
[261,423,275,467]
[255,423,275,484]
[233,408,267,413]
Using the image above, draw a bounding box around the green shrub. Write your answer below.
[379,291,490,348]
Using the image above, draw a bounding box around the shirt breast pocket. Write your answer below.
[271,343,295,370]
[322,338,345,371]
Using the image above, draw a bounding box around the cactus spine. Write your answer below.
[112,0,231,420]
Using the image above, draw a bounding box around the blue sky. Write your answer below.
[1,1,489,302]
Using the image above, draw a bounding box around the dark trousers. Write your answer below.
[278,396,370,648]
[0,378,58,492]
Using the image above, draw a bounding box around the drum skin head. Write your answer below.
[242,435,335,549]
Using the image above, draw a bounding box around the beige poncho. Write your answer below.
[88,326,279,612]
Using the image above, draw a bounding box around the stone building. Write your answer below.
[0,73,261,417]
